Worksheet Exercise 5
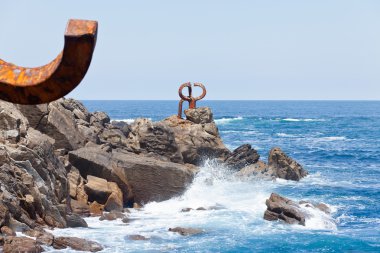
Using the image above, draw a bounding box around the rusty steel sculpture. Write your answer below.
[177,82,207,119]
[0,19,98,105]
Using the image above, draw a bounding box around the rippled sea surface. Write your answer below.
[49,101,380,252]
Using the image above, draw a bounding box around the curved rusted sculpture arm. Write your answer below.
[193,82,206,101]
[178,82,192,101]
[0,19,98,104]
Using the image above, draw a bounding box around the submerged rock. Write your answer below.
[127,234,148,241]
[168,227,204,236]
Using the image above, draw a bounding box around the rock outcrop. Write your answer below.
[268,147,308,181]
[162,108,230,165]
[236,147,308,181]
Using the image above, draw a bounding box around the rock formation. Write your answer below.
[0,97,312,250]
[235,147,308,181]
[263,193,333,226]
[162,107,230,165]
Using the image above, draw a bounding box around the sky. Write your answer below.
[1,1,379,100]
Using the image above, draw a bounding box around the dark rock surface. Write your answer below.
[66,213,88,228]
[264,193,306,225]
[224,144,260,170]
[268,147,308,181]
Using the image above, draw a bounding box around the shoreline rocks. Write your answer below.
[0,97,313,251]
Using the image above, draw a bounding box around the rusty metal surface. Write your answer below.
[0,19,98,104]
[177,82,207,118]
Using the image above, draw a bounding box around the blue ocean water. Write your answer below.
[51,101,380,252]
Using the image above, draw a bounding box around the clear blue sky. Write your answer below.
[1,1,379,100]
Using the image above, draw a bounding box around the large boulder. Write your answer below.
[162,108,230,165]
[184,107,213,124]
[264,193,306,225]
[3,236,44,253]
[224,144,260,170]
[69,147,197,203]
[268,147,308,181]
[126,118,183,163]
[53,236,103,252]
[16,99,89,150]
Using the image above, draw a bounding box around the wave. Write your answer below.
[317,136,347,141]
[276,133,298,138]
[214,116,243,125]
[279,118,326,122]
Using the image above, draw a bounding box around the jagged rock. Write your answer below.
[68,166,88,203]
[89,201,104,216]
[70,199,90,217]
[162,112,230,165]
[69,146,196,203]
[111,121,131,137]
[23,228,54,246]
[235,161,269,178]
[99,128,129,149]
[3,236,44,253]
[224,144,260,170]
[69,148,133,204]
[0,226,15,236]
[184,107,213,124]
[104,182,123,212]
[168,227,204,236]
[126,118,183,163]
[16,99,88,150]
[53,236,103,252]
[268,147,308,181]
[66,213,88,228]
[264,193,306,226]
[0,125,67,229]
[85,176,113,204]
[92,111,110,126]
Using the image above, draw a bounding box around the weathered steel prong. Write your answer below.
[178,99,185,118]
[193,82,207,101]
[0,19,98,105]
[178,82,192,101]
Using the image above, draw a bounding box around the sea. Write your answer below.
[46,100,380,252]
